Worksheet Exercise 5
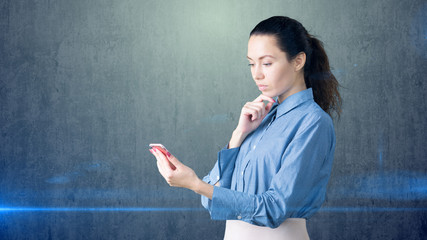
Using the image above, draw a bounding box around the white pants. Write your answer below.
[223,218,310,240]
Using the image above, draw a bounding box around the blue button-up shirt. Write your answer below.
[201,88,336,228]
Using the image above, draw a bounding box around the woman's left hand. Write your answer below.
[149,147,199,190]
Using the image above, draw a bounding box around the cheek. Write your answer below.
[281,64,294,76]
[270,65,292,84]
[280,66,293,81]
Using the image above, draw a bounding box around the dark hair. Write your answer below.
[250,16,342,119]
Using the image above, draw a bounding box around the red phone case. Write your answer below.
[149,144,176,170]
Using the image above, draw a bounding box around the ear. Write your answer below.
[293,52,306,72]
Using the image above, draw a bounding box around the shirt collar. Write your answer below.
[272,88,314,118]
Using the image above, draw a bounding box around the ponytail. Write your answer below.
[250,16,342,119]
[304,35,342,119]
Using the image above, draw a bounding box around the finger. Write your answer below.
[158,149,177,170]
[245,102,265,118]
[242,106,259,121]
[154,153,171,181]
[153,146,176,163]
[167,153,182,168]
[242,103,258,121]
[153,149,167,173]
[149,149,160,160]
[152,148,166,168]
[158,163,174,180]
[157,160,173,185]
[156,158,166,176]
[153,148,176,171]
[246,102,269,120]
[253,94,276,103]
[152,146,168,156]
[247,105,262,120]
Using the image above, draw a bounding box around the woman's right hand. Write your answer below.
[235,94,276,135]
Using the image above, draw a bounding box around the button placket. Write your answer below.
[236,105,277,192]
[240,157,251,191]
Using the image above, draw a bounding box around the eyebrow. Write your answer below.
[246,55,276,60]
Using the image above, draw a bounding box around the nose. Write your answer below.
[253,64,265,80]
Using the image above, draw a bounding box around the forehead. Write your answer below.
[247,35,284,58]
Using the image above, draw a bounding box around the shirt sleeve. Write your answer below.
[209,117,336,228]
[200,143,240,213]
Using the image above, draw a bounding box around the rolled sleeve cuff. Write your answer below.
[202,144,239,185]
[214,144,240,187]
[201,144,240,212]
[210,186,253,221]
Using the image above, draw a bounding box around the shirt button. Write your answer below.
[253,145,256,150]
[237,215,242,220]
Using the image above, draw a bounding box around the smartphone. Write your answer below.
[149,143,169,155]
[149,143,176,170]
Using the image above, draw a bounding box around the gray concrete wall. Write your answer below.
[1,0,426,239]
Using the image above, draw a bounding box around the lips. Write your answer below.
[258,85,267,91]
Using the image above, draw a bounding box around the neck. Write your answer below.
[277,77,307,104]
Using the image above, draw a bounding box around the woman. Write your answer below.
[149,16,342,240]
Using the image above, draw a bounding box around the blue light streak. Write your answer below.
[0,207,204,212]
[1,207,426,213]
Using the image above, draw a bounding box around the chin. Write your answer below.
[262,91,276,98]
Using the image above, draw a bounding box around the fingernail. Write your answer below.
[167,152,171,157]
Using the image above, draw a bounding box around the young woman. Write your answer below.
[149,16,342,240]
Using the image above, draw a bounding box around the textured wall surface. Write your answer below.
[1,0,426,239]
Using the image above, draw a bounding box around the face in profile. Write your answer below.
[247,34,304,102]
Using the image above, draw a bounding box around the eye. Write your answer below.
[248,63,254,67]
[263,63,272,66]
